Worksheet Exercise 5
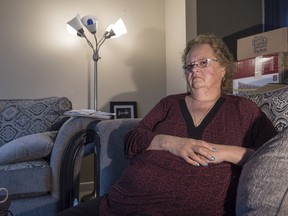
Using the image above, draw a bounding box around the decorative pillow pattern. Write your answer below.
[0,131,57,165]
[236,127,288,215]
[241,86,288,131]
[0,97,72,146]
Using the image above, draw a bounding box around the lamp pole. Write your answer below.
[93,51,99,111]
[84,33,106,111]
[66,16,127,203]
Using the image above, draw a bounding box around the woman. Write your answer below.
[98,34,277,215]
[58,34,277,215]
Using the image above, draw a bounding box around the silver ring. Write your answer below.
[0,188,9,204]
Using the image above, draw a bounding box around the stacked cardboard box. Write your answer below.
[237,27,288,60]
[233,52,288,94]
[233,27,288,94]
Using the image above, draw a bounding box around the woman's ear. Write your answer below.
[221,67,226,79]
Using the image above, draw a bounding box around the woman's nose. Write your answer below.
[191,66,200,74]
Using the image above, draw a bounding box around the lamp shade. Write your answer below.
[81,15,98,34]
[105,18,127,38]
[112,18,127,37]
[67,14,84,37]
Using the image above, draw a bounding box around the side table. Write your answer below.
[64,109,115,120]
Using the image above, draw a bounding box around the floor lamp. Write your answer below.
[67,14,127,203]
[67,14,127,111]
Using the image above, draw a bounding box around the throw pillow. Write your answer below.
[0,97,72,146]
[0,131,57,165]
[236,127,288,215]
[242,85,288,131]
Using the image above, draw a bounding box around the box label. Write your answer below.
[252,36,268,54]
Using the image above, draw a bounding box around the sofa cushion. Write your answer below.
[0,97,72,146]
[241,85,288,131]
[0,131,57,165]
[0,160,50,199]
[236,127,288,215]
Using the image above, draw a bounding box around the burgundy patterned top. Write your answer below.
[99,93,277,216]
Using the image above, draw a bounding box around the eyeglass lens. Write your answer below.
[184,59,209,72]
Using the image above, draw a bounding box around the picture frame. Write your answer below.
[110,101,137,119]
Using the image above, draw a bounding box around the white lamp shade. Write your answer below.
[67,14,83,32]
[66,24,79,36]
[111,18,127,37]
[105,24,113,32]
[81,15,98,34]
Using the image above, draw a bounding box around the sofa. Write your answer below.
[91,84,288,215]
[235,84,288,215]
[0,97,99,216]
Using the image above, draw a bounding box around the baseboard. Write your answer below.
[79,181,97,202]
[80,181,94,194]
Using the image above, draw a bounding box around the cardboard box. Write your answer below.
[237,27,288,60]
[233,52,288,94]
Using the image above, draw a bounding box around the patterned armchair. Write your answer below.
[0,97,98,216]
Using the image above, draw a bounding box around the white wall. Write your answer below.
[0,0,167,117]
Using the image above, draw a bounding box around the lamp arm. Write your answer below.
[93,34,98,46]
[83,34,96,55]
[97,36,107,51]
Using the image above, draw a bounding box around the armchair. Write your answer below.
[0,97,98,216]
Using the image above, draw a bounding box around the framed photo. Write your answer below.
[110,101,137,119]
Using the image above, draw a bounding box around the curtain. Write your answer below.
[264,0,288,31]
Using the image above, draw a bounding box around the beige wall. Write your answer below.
[165,0,187,95]
[0,0,169,118]
[0,0,190,183]
[0,0,197,184]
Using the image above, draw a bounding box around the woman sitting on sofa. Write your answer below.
[58,34,277,216]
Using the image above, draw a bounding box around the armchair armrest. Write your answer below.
[49,117,101,211]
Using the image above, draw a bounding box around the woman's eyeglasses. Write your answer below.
[183,58,218,72]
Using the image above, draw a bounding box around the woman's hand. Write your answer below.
[208,144,255,166]
[148,135,255,167]
[148,135,217,167]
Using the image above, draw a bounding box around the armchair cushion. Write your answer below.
[0,160,50,199]
[0,131,57,165]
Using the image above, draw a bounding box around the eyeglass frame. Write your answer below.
[183,58,218,72]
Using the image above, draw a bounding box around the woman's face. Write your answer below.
[185,44,225,92]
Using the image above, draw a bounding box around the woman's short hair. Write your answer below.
[182,33,234,93]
